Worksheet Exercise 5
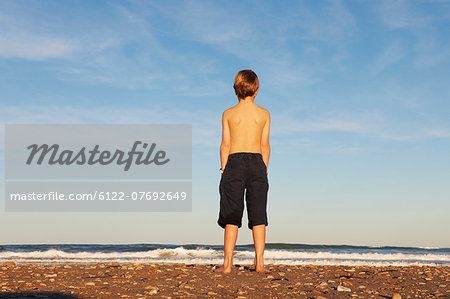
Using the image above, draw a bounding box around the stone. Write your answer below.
[317,281,328,288]
[342,280,353,286]
[310,289,324,294]
[392,293,401,299]
[337,285,351,292]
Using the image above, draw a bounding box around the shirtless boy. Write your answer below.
[215,70,270,274]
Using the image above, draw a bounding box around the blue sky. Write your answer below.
[0,0,449,247]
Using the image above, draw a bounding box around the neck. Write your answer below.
[238,96,255,103]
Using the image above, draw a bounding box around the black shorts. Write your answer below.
[218,152,269,229]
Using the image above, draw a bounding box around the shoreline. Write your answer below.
[1,262,449,298]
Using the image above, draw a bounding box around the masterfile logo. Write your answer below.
[26,141,170,171]
[6,124,191,180]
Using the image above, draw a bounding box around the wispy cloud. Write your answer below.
[413,32,450,68]
[376,0,450,30]
[375,0,450,70]
[0,104,220,150]
[0,10,76,60]
[148,1,357,91]
[272,109,450,142]
[0,35,76,60]
[272,110,384,135]
[0,2,228,93]
[372,41,405,74]
[376,0,412,30]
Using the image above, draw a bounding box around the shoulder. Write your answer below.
[222,106,235,120]
[255,104,270,119]
[223,105,238,116]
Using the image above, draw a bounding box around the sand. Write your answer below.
[0,262,449,298]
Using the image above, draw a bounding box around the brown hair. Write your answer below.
[233,69,259,99]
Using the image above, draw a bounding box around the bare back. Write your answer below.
[223,101,269,154]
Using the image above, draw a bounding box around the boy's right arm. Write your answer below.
[220,111,231,171]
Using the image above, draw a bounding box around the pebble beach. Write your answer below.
[0,262,449,298]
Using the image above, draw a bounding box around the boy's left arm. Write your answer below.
[261,111,270,173]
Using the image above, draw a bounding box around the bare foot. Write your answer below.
[214,266,231,273]
[255,266,270,273]
[249,258,256,270]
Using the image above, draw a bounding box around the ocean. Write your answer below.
[1,243,449,266]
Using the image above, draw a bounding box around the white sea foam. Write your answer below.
[1,247,449,266]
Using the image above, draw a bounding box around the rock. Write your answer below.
[342,280,353,286]
[271,283,281,288]
[310,289,324,294]
[207,291,218,295]
[266,275,274,279]
[147,289,157,295]
[317,281,328,288]
[46,274,57,277]
[85,282,95,286]
[337,285,351,292]
[392,293,401,299]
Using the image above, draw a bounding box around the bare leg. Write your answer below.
[252,224,269,273]
[214,224,238,273]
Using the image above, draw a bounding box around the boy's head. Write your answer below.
[233,69,259,99]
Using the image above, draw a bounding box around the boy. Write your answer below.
[215,69,270,274]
